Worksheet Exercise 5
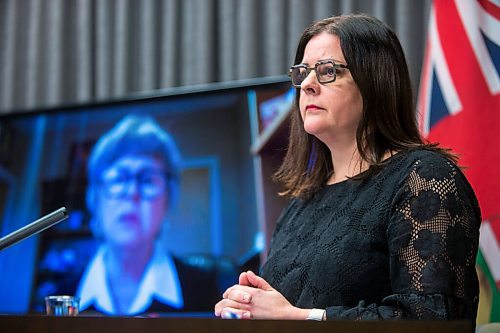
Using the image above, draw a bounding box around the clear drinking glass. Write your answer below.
[45,295,80,316]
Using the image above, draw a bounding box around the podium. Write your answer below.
[0,315,473,333]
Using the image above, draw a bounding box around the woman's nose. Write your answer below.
[300,70,319,94]
[125,180,142,201]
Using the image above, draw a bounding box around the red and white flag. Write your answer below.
[417,0,500,317]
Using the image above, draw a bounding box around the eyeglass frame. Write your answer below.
[288,59,349,88]
[99,168,171,201]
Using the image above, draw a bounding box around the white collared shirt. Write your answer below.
[76,243,184,315]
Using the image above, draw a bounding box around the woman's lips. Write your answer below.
[119,213,140,225]
[306,104,324,112]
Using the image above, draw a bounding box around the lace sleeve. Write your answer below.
[326,156,481,320]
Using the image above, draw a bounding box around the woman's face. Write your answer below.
[95,155,169,249]
[298,32,363,147]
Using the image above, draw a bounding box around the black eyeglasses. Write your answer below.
[288,59,349,88]
[100,168,169,200]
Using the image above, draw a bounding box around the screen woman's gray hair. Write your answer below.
[86,114,181,213]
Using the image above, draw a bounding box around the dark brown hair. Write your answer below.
[275,14,455,199]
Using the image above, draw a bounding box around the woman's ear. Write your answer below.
[89,216,103,239]
[86,186,103,239]
[86,185,96,216]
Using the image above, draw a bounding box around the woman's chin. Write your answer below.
[108,235,143,249]
[303,121,326,137]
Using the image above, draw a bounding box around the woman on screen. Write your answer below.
[76,115,219,315]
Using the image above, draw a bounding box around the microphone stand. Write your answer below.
[0,207,69,251]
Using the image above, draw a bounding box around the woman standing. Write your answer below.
[215,14,481,323]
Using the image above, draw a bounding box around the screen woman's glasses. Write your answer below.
[100,168,168,200]
[288,59,349,88]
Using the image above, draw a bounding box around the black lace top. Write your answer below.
[261,149,481,321]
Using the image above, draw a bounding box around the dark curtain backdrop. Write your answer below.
[0,0,431,113]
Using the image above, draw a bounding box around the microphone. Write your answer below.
[0,207,69,251]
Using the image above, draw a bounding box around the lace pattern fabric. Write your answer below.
[261,149,480,321]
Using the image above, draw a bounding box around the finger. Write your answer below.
[215,298,251,316]
[246,271,273,290]
[221,307,252,320]
[214,299,224,316]
[227,285,262,297]
[222,284,238,299]
[224,284,258,299]
[239,272,251,286]
[215,298,230,316]
[222,286,231,299]
[226,288,252,304]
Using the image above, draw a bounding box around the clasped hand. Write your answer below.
[214,270,307,320]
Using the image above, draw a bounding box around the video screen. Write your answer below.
[0,78,293,316]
